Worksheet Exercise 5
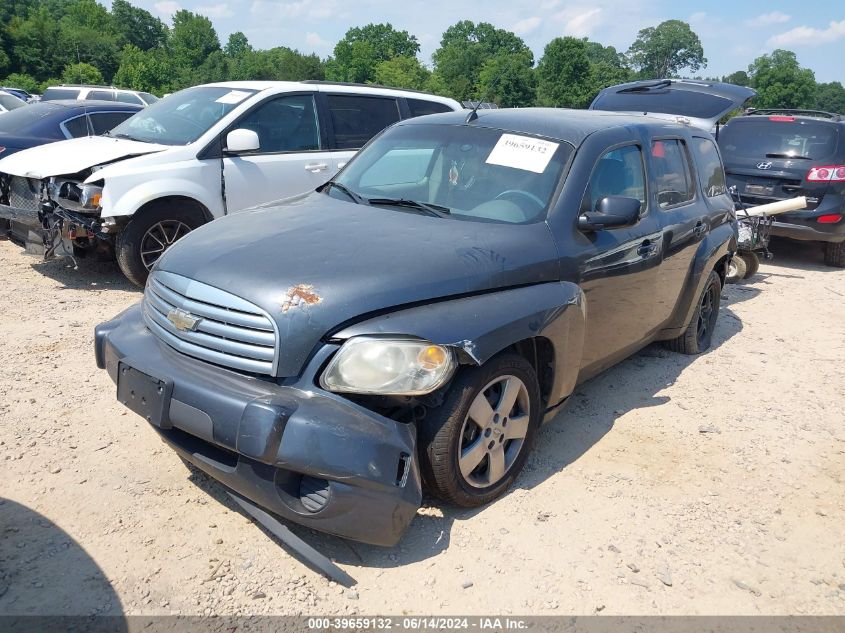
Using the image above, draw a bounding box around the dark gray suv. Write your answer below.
[94,108,736,548]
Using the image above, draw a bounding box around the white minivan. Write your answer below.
[0,81,461,285]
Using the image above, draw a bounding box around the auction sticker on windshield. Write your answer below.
[215,90,252,105]
[486,134,559,173]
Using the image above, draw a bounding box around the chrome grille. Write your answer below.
[8,177,41,213]
[143,271,278,375]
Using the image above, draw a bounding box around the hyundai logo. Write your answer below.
[166,308,201,332]
[757,161,773,170]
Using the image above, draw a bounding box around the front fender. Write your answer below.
[662,222,736,336]
[333,282,586,411]
[100,178,223,219]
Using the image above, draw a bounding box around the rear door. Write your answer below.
[718,116,840,209]
[318,93,402,171]
[221,92,334,212]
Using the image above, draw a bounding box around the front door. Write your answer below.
[576,143,665,372]
[222,94,333,212]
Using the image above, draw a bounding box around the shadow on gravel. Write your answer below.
[27,255,138,293]
[0,498,125,628]
[764,237,840,274]
[178,301,750,576]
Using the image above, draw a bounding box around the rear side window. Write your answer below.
[116,92,144,105]
[406,99,453,118]
[719,118,839,161]
[582,144,647,213]
[89,90,115,101]
[41,88,81,101]
[692,137,726,197]
[651,139,695,208]
[63,115,92,137]
[327,95,400,150]
[89,112,134,135]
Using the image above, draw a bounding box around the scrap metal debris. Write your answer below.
[282,284,322,313]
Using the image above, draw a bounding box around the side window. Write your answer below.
[691,137,727,197]
[651,139,695,208]
[62,115,91,138]
[581,144,647,214]
[89,90,115,101]
[89,112,134,135]
[236,94,319,153]
[116,92,144,105]
[406,98,453,118]
[326,95,400,150]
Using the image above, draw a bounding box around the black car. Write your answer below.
[0,100,142,159]
[94,108,736,549]
[717,109,845,267]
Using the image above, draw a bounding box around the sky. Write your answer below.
[121,0,844,82]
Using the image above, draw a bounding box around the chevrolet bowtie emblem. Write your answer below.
[167,308,201,332]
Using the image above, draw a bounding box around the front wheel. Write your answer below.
[418,353,541,508]
[116,203,204,287]
[665,269,722,355]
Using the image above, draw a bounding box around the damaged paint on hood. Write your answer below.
[0,135,168,179]
[155,192,561,377]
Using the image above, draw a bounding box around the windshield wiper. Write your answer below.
[107,132,141,142]
[367,197,451,218]
[321,181,365,205]
[765,152,812,160]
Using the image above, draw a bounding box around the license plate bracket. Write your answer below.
[745,183,775,196]
[117,362,172,428]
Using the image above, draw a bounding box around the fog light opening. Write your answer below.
[395,452,411,487]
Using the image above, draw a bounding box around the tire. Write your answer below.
[665,269,722,355]
[116,203,204,287]
[823,241,845,268]
[418,353,541,508]
[741,252,760,278]
[725,254,746,284]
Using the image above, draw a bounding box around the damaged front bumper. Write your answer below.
[94,304,422,547]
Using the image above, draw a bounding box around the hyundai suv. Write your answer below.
[717,109,845,267]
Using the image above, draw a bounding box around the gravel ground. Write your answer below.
[1,236,843,617]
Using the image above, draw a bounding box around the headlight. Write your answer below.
[320,337,456,395]
[55,181,103,212]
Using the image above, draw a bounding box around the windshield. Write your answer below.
[108,86,257,145]
[592,89,734,120]
[0,93,25,111]
[332,123,572,224]
[719,118,839,161]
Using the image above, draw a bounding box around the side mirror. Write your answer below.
[224,128,260,154]
[578,196,641,232]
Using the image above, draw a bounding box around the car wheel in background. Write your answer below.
[823,241,845,268]
[665,269,722,355]
[419,353,541,508]
[725,255,747,284]
[116,202,205,287]
[740,252,760,279]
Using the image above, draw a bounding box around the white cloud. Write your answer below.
[154,0,181,16]
[689,11,706,23]
[250,0,333,20]
[304,31,328,48]
[555,7,603,38]
[767,19,845,48]
[512,16,541,36]
[195,3,234,18]
[747,11,791,28]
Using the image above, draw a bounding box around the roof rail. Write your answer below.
[744,108,843,122]
[299,80,434,96]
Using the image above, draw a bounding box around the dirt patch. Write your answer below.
[1,239,843,616]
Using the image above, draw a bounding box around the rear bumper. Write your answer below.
[766,196,845,243]
[95,304,422,546]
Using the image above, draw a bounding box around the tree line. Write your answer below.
[1,0,843,114]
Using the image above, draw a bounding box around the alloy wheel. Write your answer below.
[457,375,531,488]
[140,220,192,271]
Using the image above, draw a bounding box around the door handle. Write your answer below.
[637,240,657,257]
[304,163,328,172]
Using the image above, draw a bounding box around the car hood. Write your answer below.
[0,135,167,179]
[590,79,756,130]
[156,193,560,376]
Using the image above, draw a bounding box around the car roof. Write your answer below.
[398,107,696,145]
[198,80,459,103]
[35,99,142,110]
